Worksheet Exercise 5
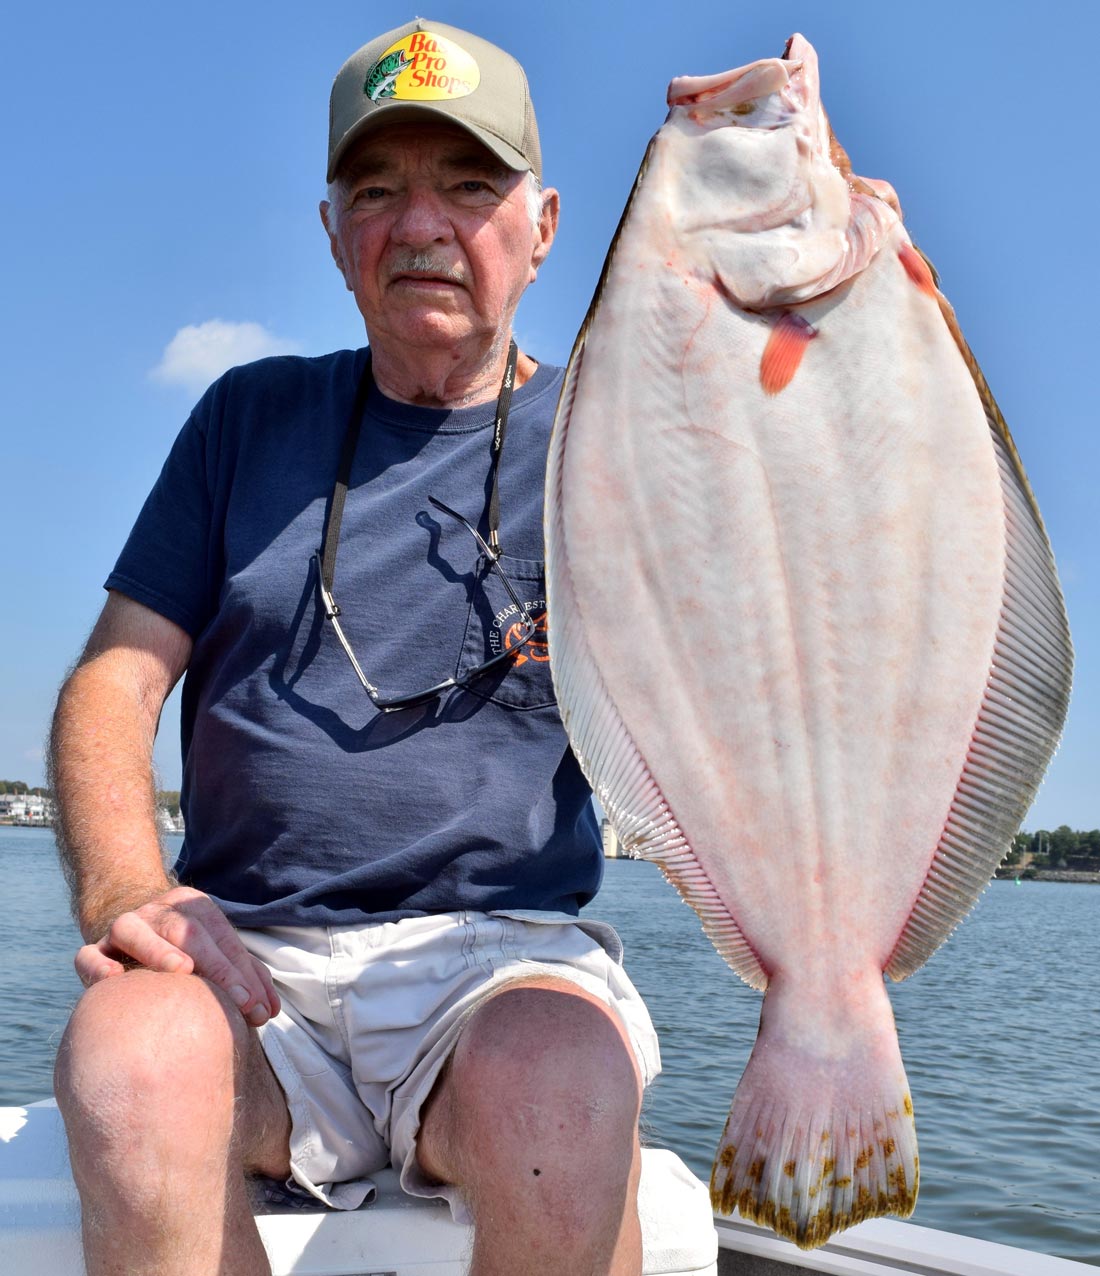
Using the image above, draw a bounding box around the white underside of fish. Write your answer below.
[545,67,1072,1247]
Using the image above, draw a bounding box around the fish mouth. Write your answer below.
[781,33,812,63]
[663,34,900,220]
[666,32,819,121]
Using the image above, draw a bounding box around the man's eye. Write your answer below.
[459,180,487,193]
[351,187,387,204]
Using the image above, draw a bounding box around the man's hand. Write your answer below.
[75,885,280,1028]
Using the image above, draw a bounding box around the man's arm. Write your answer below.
[52,592,189,935]
[49,591,278,1026]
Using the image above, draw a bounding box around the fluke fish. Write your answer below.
[545,33,1072,1250]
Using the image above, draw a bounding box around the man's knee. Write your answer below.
[422,981,642,1188]
[454,980,643,1102]
[55,970,249,1156]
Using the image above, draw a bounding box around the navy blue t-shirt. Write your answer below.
[106,350,601,927]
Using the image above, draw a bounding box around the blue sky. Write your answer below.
[2,1,1096,831]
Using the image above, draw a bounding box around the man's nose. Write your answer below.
[390,187,454,247]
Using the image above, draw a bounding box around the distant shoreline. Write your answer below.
[4,823,1097,883]
[993,867,1100,884]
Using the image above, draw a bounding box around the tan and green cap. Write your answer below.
[327,19,542,183]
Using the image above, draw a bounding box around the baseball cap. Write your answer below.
[327,19,542,183]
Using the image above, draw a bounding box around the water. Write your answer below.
[0,827,84,1102]
[2,828,1096,1264]
[594,858,1100,1266]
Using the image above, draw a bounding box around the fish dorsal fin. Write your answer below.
[885,322,1073,980]
[936,291,1046,529]
[568,134,661,352]
[546,296,769,993]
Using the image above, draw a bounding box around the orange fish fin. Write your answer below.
[898,242,937,297]
[760,312,817,396]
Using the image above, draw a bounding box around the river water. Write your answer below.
[1,826,1096,1264]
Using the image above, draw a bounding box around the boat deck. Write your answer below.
[1,1102,1094,1275]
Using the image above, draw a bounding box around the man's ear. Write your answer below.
[530,187,560,278]
[320,202,352,290]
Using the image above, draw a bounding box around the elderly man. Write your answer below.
[50,19,660,1276]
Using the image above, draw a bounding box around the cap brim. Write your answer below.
[327,103,532,183]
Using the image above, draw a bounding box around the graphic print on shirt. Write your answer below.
[461,558,556,709]
[489,602,549,666]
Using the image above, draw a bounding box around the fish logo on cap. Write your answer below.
[364,31,481,103]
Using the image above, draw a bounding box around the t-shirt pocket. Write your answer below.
[458,555,555,709]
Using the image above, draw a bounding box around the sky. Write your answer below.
[1,0,1096,831]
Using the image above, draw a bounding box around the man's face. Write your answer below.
[323,122,557,356]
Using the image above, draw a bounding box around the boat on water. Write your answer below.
[0,1100,1091,1275]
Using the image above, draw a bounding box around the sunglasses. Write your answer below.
[313,497,537,712]
[315,341,537,713]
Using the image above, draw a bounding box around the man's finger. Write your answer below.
[103,912,197,976]
[82,890,275,1025]
[146,909,271,1021]
[249,954,282,1020]
[74,944,127,986]
[162,901,279,1021]
[212,932,280,1020]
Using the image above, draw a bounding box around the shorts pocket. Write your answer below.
[488,909,626,966]
[457,555,555,709]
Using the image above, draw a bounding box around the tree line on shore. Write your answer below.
[1007,826,1100,869]
[0,779,51,797]
[157,791,182,817]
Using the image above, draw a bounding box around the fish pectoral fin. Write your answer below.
[759,312,818,395]
[897,242,938,297]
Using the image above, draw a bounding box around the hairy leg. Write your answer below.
[418,977,644,1276]
[54,969,291,1276]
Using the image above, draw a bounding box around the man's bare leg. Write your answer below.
[54,969,292,1276]
[418,978,644,1276]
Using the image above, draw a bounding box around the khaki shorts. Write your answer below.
[240,910,661,1222]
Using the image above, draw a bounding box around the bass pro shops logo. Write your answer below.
[364,31,481,103]
[489,599,549,667]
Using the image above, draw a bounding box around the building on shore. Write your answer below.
[156,807,186,835]
[601,819,626,859]
[0,793,53,825]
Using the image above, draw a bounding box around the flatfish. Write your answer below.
[545,34,1072,1249]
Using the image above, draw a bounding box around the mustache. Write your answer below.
[388,251,466,284]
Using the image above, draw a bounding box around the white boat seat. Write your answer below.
[0,1102,718,1275]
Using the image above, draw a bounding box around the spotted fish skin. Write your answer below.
[545,33,1072,1250]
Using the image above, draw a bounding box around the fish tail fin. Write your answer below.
[710,982,918,1249]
